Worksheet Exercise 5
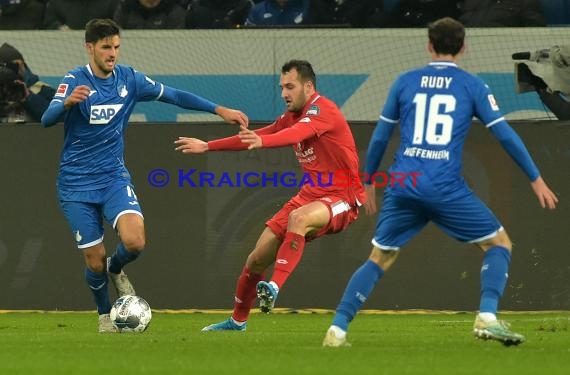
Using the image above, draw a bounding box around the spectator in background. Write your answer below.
[43,0,117,30]
[309,0,381,28]
[114,0,185,29]
[370,0,460,27]
[0,0,45,29]
[0,43,58,123]
[245,0,310,27]
[458,0,546,27]
[186,0,253,29]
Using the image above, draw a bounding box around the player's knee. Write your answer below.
[245,252,270,273]
[86,257,106,273]
[369,247,399,271]
[286,209,309,230]
[122,235,145,253]
[478,230,512,252]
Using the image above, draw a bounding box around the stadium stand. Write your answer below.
[540,0,570,25]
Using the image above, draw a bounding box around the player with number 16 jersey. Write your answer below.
[372,61,539,201]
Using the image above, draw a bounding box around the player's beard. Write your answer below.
[96,57,115,75]
[288,92,306,113]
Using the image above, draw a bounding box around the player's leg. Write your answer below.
[323,194,427,347]
[267,200,329,283]
[475,230,512,322]
[433,193,523,345]
[472,231,523,345]
[201,227,281,331]
[323,247,398,347]
[257,198,334,313]
[60,198,116,332]
[103,184,144,297]
[83,243,117,333]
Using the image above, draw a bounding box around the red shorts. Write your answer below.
[265,194,360,242]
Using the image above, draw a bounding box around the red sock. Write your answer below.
[232,266,263,322]
[271,232,306,289]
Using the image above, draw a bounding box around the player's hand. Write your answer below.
[216,106,248,128]
[530,176,558,209]
[64,85,90,109]
[238,125,262,150]
[174,137,209,154]
[363,184,377,215]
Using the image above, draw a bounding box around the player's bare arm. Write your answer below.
[238,125,262,149]
[215,106,249,128]
[64,85,91,110]
[530,176,558,210]
[174,137,209,154]
[363,184,377,215]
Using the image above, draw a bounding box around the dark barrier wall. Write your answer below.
[0,122,568,311]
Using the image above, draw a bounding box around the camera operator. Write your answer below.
[0,43,58,123]
[514,45,570,120]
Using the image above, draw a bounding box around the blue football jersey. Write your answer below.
[380,61,505,200]
[52,64,164,191]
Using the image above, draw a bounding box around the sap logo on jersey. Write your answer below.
[90,104,123,125]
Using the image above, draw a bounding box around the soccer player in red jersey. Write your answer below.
[175,60,366,331]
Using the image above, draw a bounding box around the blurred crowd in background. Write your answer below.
[1,0,568,123]
[0,0,566,30]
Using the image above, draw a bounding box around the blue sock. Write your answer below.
[479,246,511,314]
[108,243,139,274]
[84,267,111,315]
[332,260,385,331]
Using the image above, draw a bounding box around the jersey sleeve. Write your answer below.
[379,75,403,122]
[41,70,80,127]
[133,70,164,102]
[208,122,280,151]
[260,102,335,147]
[488,121,540,181]
[360,78,401,182]
[471,77,505,126]
[260,121,316,148]
[132,69,218,113]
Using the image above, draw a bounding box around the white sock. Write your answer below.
[269,281,280,293]
[231,317,246,326]
[478,312,497,322]
[329,325,347,339]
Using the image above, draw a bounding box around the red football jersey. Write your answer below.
[260,93,365,205]
[208,92,365,206]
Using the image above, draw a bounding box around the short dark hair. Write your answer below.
[281,60,317,88]
[85,19,121,44]
[428,17,465,56]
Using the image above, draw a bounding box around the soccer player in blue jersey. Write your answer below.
[322,17,558,347]
[41,18,248,332]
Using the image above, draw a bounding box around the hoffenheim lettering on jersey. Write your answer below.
[90,104,123,124]
[403,147,450,160]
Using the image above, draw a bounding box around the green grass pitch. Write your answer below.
[0,311,568,374]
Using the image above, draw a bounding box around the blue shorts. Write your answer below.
[372,191,502,250]
[59,182,143,249]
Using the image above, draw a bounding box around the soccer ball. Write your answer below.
[110,295,152,333]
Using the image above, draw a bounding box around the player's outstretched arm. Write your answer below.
[530,176,558,210]
[489,122,558,210]
[215,106,249,128]
[238,125,262,149]
[174,137,209,154]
